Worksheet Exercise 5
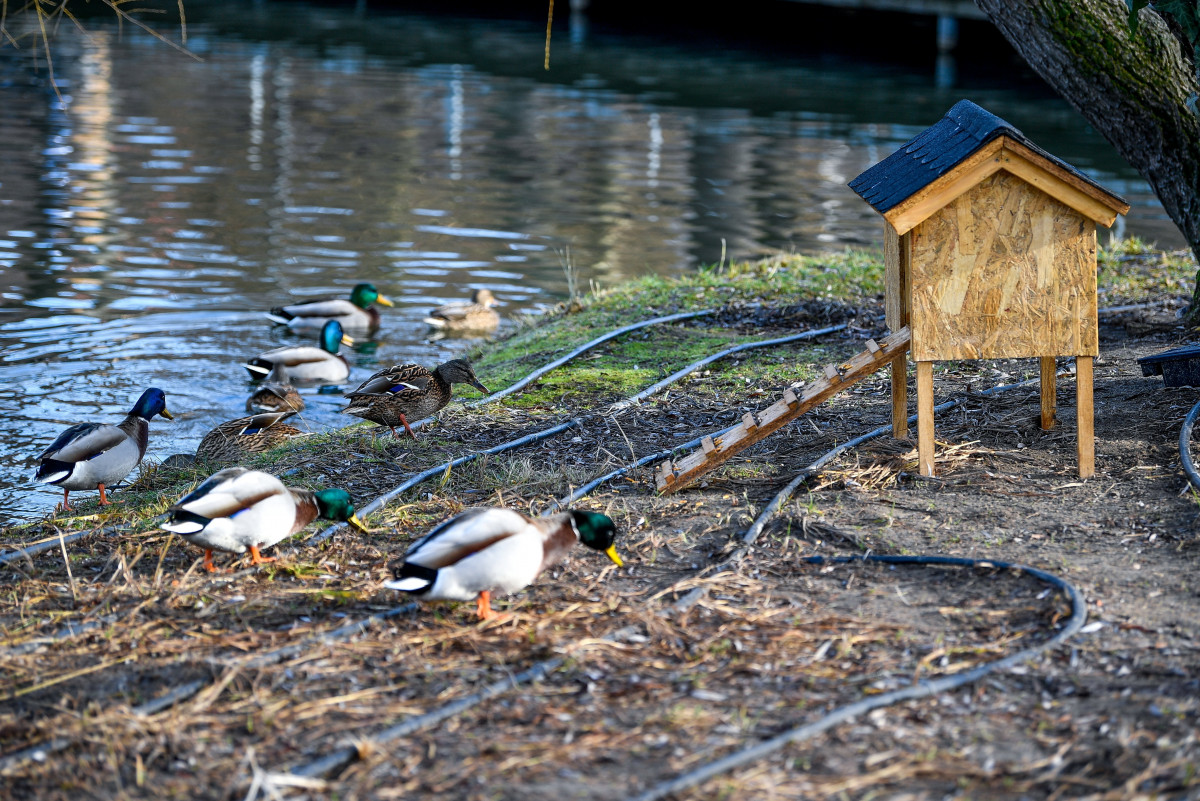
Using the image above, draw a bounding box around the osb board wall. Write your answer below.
[909,170,1098,361]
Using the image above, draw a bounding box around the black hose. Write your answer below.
[629,554,1087,801]
[1179,398,1200,491]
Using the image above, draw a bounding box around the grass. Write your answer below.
[1097,235,1197,303]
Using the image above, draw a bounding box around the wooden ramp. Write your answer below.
[656,326,911,494]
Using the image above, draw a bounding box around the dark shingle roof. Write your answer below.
[849,99,1126,214]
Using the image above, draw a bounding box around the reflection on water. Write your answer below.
[0,1,1185,521]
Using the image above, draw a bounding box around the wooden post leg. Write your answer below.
[1039,356,1057,430]
[916,360,935,477]
[1076,356,1094,478]
[891,353,908,439]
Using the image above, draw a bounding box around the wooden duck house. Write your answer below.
[849,100,1129,479]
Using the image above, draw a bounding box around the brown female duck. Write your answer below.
[196,411,303,463]
[245,363,305,414]
[341,359,489,438]
[424,289,500,334]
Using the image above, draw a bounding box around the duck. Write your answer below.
[244,320,354,383]
[383,507,622,620]
[34,388,173,509]
[160,467,367,572]
[341,359,490,438]
[424,289,500,334]
[245,362,305,414]
[195,411,304,463]
[267,282,394,334]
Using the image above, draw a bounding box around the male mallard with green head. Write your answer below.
[341,358,489,438]
[35,388,173,509]
[244,320,354,383]
[195,411,303,463]
[267,282,394,334]
[424,289,500,334]
[160,467,368,572]
[383,507,622,620]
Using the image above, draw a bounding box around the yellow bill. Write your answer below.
[605,545,624,567]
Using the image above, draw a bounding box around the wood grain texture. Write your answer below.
[1000,141,1127,223]
[891,353,908,440]
[916,360,935,477]
[909,170,1098,361]
[1076,355,1095,478]
[1040,356,1057,430]
[656,328,912,494]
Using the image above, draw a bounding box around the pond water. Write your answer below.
[0,0,1185,522]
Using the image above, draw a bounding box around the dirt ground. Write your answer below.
[2,295,1199,800]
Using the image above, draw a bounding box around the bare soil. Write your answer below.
[2,297,1199,800]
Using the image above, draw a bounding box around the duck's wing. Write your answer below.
[272,298,358,321]
[257,346,341,368]
[348,366,432,397]
[428,303,472,323]
[405,507,533,568]
[38,422,127,462]
[239,411,296,434]
[168,468,285,519]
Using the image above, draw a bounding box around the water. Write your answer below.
[0,1,1185,522]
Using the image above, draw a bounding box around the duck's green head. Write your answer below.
[130,388,174,421]
[318,320,355,353]
[571,511,622,567]
[314,488,369,533]
[350,282,394,309]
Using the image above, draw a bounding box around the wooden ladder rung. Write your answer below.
[655,327,912,493]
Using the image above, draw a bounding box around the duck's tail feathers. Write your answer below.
[161,509,212,536]
[423,316,447,328]
[383,562,437,594]
[244,359,274,379]
[266,308,294,325]
[35,459,73,485]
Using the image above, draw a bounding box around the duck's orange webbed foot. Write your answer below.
[248,545,276,566]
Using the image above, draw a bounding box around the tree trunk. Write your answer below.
[974,0,1200,317]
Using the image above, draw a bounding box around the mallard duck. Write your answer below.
[160,467,368,572]
[245,362,305,414]
[34,388,173,509]
[267,282,394,333]
[424,289,500,333]
[195,411,303,463]
[341,359,490,438]
[384,507,622,619]
[244,320,354,383]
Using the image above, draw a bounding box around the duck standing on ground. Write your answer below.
[35,388,174,509]
[160,467,367,572]
[341,358,490,438]
[195,411,304,463]
[246,362,305,414]
[244,320,354,383]
[384,507,622,620]
[424,289,500,334]
[267,282,393,334]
